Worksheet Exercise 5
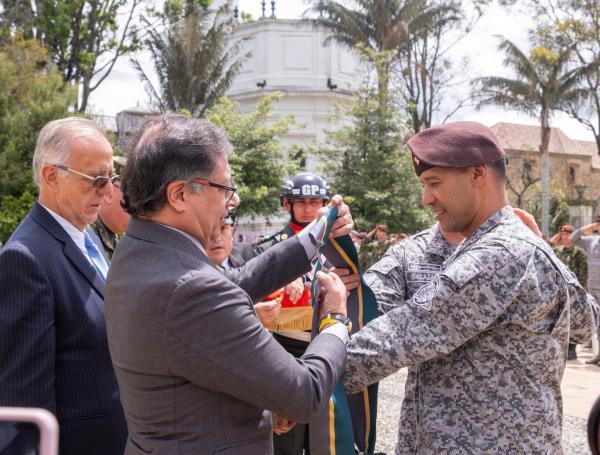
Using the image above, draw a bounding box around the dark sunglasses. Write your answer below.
[54,164,119,189]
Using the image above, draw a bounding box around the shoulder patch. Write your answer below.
[410,279,439,311]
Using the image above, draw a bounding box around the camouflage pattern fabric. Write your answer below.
[90,219,118,259]
[555,245,588,288]
[343,205,600,454]
[571,228,600,293]
[253,223,296,255]
[359,240,391,272]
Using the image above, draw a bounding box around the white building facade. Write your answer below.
[223,12,364,237]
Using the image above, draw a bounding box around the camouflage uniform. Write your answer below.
[343,206,600,454]
[253,224,296,255]
[555,245,588,288]
[90,218,118,259]
[359,239,391,272]
[571,228,600,295]
[571,228,600,363]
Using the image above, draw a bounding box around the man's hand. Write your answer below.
[316,270,347,317]
[254,300,281,326]
[548,232,561,246]
[283,277,304,304]
[581,222,600,235]
[272,412,295,435]
[317,194,354,239]
[513,208,542,238]
[330,267,359,293]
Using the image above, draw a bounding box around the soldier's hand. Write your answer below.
[316,270,347,317]
[548,232,561,246]
[272,412,296,435]
[330,267,359,293]
[254,300,281,326]
[513,208,542,238]
[318,194,354,239]
[284,277,304,304]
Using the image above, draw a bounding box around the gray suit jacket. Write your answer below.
[105,218,346,455]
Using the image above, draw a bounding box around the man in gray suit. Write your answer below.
[105,114,354,454]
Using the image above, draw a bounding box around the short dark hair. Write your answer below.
[121,114,232,217]
[489,157,507,182]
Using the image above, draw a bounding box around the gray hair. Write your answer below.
[121,114,232,217]
[32,117,107,186]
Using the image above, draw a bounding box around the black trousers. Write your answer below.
[273,333,311,455]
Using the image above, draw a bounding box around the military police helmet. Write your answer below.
[279,172,332,206]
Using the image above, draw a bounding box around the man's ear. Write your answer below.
[472,165,488,187]
[282,198,291,213]
[41,164,60,190]
[166,181,189,213]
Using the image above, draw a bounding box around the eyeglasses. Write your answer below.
[190,178,237,205]
[560,229,574,234]
[54,164,119,189]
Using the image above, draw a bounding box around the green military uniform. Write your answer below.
[253,224,296,255]
[90,218,119,259]
[359,239,391,271]
[555,245,588,287]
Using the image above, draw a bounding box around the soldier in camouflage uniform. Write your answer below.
[359,224,391,271]
[552,224,588,359]
[342,121,600,454]
[90,157,130,259]
[571,219,600,365]
[254,172,333,455]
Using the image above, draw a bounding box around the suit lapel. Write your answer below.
[63,241,105,297]
[31,201,106,298]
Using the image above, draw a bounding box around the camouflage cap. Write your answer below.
[407,121,506,176]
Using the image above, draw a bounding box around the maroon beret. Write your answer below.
[407,121,506,176]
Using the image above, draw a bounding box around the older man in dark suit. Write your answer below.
[0,117,127,454]
[105,114,353,454]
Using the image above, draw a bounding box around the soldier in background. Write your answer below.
[571,218,600,365]
[342,121,599,453]
[91,156,130,258]
[550,224,588,360]
[254,172,332,455]
[359,223,391,271]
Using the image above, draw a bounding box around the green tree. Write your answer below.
[499,1,600,154]
[523,186,570,235]
[394,0,489,134]
[0,35,75,242]
[134,0,249,118]
[205,93,299,219]
[317,85,433,233]
[306,0,428,110]
[472,33,596,235]
[552,2,600,154]
[0,0,142,113]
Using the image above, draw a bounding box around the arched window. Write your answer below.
[568,166,576,184]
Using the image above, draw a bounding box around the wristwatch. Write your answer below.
[320,313,353,333]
